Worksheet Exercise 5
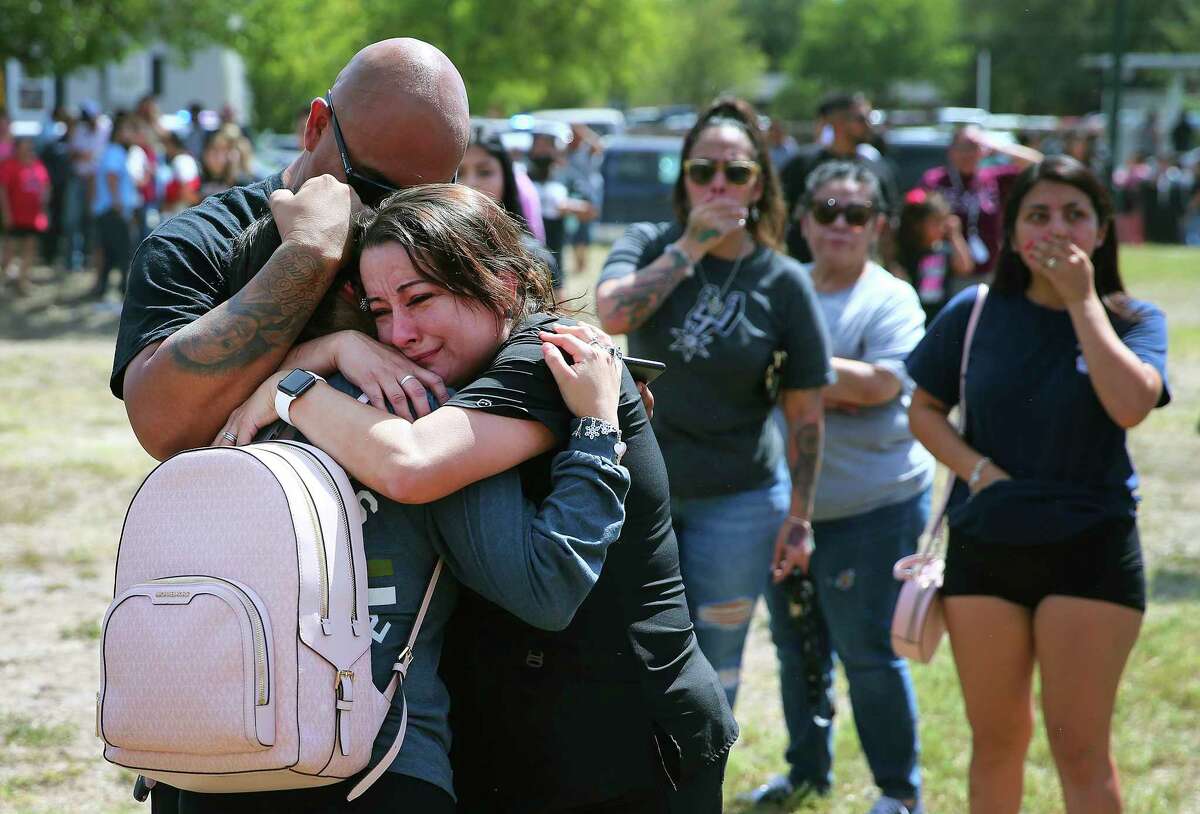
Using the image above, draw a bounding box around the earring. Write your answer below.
[749,204,760,224]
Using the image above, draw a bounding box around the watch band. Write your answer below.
[275,371,326,427]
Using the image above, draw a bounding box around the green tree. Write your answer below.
[778,0,967,118]
[637,0,767,107]
[738,0,805,70]
[0,0,230,75]
[965,0,1186,114]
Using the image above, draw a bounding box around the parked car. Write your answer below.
[531,108,626,137]
[599,134,682,225]
[882,127,951,192]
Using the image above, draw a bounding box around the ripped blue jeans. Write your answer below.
[671,463,791,708]
[763,490,929,802]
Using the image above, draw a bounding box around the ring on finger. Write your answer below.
[1045,256,1058,268]
[222,431,237,444]
[400,374,418,387]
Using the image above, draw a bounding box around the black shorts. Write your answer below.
[941,517,1146,612]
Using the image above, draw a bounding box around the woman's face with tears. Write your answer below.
[360,241,506,387]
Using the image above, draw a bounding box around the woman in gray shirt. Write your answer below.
[749,162,933,814]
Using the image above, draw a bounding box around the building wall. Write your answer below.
[5,44,252,126]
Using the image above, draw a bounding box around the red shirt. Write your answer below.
[0,157,50,231]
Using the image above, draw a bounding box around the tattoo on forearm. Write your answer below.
[170,244,327,374]
[688,224,720,243]
[609,254,689,331]
[789,419,822,516]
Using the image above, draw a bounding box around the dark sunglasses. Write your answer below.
[810,198,875,227]
[683,158,760,186]
[324,91,400,207]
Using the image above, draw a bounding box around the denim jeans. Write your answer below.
[671,463,790,707]
[763,490,930,802]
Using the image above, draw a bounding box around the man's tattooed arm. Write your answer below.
[123,241,337,459]
[169,242,329,373]
[595,244,693,335]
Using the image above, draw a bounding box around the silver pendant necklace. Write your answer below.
[696,236,750,315]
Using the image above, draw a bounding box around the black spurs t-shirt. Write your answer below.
[441,313,737,812]
[599,222,834,499]
[110,174,285,398]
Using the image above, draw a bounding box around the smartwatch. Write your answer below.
[275,369,326,427]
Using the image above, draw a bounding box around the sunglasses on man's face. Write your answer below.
[810,198,876,227]
[683,158,760,187]
[325,92,400,207]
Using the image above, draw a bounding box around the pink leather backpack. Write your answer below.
[97,440,440,801]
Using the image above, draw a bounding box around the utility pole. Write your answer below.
[1107,0,1129,186]
[976,49,992,112]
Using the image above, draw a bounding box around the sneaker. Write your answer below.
[867,796,923,814]
[738,774,793,806]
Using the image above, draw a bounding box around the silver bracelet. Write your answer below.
[571,416,626,463]
[968,456,991,490]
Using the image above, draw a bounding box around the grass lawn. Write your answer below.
[0,245,1196,813]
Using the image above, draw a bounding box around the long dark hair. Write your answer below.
[357,184,557,324]
[465,130,528,231]
[672,96,786,250]
[993,155,1135,320]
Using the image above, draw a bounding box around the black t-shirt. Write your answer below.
[779,145,899,261]
[440,313,737,812]
[599,222,834,498]
[110,174,285,398]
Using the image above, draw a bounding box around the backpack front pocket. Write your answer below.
[100,577,275,755]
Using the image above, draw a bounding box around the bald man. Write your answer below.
[111,39,470,460]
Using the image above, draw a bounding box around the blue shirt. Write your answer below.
[905,286,1170,544]
[93,142,139,216]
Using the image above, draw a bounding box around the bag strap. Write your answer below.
[918,284,989,558]
[345,558,444,802]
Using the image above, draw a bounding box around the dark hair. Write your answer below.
[818,92,867,118]
[464,131,528,230]
[801,160,885,211]
[672,96,786,250]
[358,184,557,323]
[992,155,1136,320]
[896,189,952,266]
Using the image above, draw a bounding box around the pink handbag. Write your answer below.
[891,285,989,663]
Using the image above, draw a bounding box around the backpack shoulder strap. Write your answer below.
[345,558,444,802]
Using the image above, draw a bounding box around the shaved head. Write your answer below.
[321,38,469,188]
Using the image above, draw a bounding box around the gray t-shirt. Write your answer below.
[811,263,934,521]
[600,222,834,499]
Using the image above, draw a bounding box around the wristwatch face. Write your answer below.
[278,368,316,397]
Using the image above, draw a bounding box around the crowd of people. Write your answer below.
[67,35,1173,814]
[0,98,253,304]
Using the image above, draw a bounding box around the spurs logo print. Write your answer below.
[668,284,745,362]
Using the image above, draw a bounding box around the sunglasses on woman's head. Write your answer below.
[810,198,875,226]
[325,91,401,207]
[683,158,760,186]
